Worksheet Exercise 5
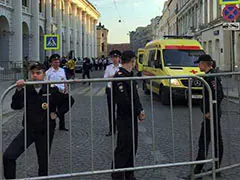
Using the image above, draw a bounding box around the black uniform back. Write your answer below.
[113,67,143,124]
[201,68,224,114]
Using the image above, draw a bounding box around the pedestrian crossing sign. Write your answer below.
[219,0,240,5]
[44,34,60,50]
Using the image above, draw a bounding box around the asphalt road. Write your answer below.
[2,70,240,180]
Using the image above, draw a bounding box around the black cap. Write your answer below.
[49,54,61,62]
[109,50,121,57]
[194,54,213,64]
[29,62,46,71]
[121,50,136,63]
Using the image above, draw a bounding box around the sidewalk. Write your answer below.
[0,81,15,115]
[221,76,240,99]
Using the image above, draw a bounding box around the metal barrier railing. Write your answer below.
[0,75,217,180]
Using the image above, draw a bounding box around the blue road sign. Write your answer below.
[44,34,60,50]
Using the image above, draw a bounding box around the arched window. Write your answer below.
[39,0,42,13]
[22,0,28,7]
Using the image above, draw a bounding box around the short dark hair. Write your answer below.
[121,50,136,64]
[49,54,61,62]
[29,62,46,72]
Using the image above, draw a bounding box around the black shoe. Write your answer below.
[105,132,112,136]
[59,127,69,131]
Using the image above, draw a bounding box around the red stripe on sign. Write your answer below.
[142,70,155,76]
[165,45,201,50]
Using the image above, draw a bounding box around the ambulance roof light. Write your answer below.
[163,35,194,39]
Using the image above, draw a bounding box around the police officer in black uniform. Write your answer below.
[112,51,145,180]
[3,63,62,179]
[190,55,224,179]
[82,57,92,84]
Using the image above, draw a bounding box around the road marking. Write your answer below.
[96,87,106,96]
[77,87,91,95]
[85,87,103,96]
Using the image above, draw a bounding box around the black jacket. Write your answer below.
[201,69,224,114]
[11,85,62,130]
[113,67,143,120]
[83,60,91,72]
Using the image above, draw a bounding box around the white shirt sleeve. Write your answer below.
[61,68,67,80]
[45,69,50,80]
[104,66,109,78]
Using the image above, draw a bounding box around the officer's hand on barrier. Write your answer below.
[205,113,210,120]
[138,110,145,122]
[16,80,25,90]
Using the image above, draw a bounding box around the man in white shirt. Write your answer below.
[46,54,69,131]
[104,50,121,136]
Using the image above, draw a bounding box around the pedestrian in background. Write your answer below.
[3,62,61,179]
[112,50,145,180]
[104,50,121,137]
[188,55,224,179]
[45,54,70,131]
[82,57,92,85]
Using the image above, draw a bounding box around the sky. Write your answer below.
[91,0,166,44]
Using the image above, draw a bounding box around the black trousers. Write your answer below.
[106,87,116,133]
[3,126,55,179]
[57,93,67,129]
[82,71,90,79]
[194,115,223,173]
[112,119,138,180]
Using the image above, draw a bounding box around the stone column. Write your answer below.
[65,1,70,56]
[202,0,205,24]
[94,20,97,57]
[12,0,22,62]
[45,0,52,56]
[72,5,77,57]
[86,14,90,57]
[91,18,95,57]
[31,0,40,61]
[56,0,62,56]
[82,12,87,58]
[89,17,92,58]
[78,8,83,58]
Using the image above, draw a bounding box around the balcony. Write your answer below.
[0,0,11,7]
[22,5,30,14]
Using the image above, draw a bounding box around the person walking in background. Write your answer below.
[104,50,121,137]
[45,54,70,131]
[82,57,92,85]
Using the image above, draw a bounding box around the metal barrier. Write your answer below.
[0,75,217,180]
[0,61,24,81]
[198,71,240,178]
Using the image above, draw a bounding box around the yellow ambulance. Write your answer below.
[136,48,145,76]
[142,36,205,105]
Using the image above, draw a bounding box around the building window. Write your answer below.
[51,0,54,18]
[22,0,28,7]
[39,0,42,13]
[102,33,104,37]
[102,43,104,52]
[208,41,212,55]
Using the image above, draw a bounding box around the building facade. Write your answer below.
[107,43,130,55]
[130,24,154,53]
[0,0,100,65]
[97,23,108,58]
[159,0,240,71]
